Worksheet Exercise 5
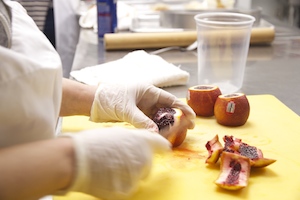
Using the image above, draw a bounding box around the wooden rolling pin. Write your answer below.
[104,27,275,50]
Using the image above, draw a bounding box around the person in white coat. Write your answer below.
[0,1,196,200]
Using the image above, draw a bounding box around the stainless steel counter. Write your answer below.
[71,17,300,116]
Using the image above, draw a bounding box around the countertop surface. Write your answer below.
[70,16,300,116]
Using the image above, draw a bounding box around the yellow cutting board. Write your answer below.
[54,95,300,200]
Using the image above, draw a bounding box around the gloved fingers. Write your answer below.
[137,149,152,181]
[75,127,171,154]
[58,127,171,200]
[171,99,196,119]
[156,89,196,129]
[134,129,172,154]
[90,82,125,123]
[185,118,196,130]
[155,88,178,106]
[114,129,171,182]
[156,89,195,118]
[127,107,160,133]
[171,99,196,129]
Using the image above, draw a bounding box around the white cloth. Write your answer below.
[70,50,190,88]
[0,0,62,147]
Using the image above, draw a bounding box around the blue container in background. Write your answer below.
[97,0,117,38]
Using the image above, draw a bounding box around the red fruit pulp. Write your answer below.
[153,108,175,130]
[227,160,242,185]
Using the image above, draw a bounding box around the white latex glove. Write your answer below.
[61,127,171,200]
[90,82,196,132]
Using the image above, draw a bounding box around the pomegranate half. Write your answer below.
[214,93,250,126]
[152,108,189,147]
[187,85,222,117]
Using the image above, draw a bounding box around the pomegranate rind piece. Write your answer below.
[205,135,224,164]
[223,135,276,168]
[251,158,277,168]
[215,152,251,190]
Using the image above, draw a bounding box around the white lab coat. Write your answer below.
[0,0,62,148]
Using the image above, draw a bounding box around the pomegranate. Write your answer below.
[187,85,222,117]
[152,108,189,147]
[215,151,251,190]
[214,93,250,127]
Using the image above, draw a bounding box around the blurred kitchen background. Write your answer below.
[251,0,300,28]
[58,0,300,78]
[79,0,300,29]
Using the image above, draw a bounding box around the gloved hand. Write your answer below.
[62,127,171,200]
[90,82,196,132]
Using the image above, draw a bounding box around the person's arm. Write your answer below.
[0,128,170,200]
[0,138,75,200]
[60,78,97,116]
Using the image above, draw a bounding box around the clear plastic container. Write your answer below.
[194,12,255,94]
